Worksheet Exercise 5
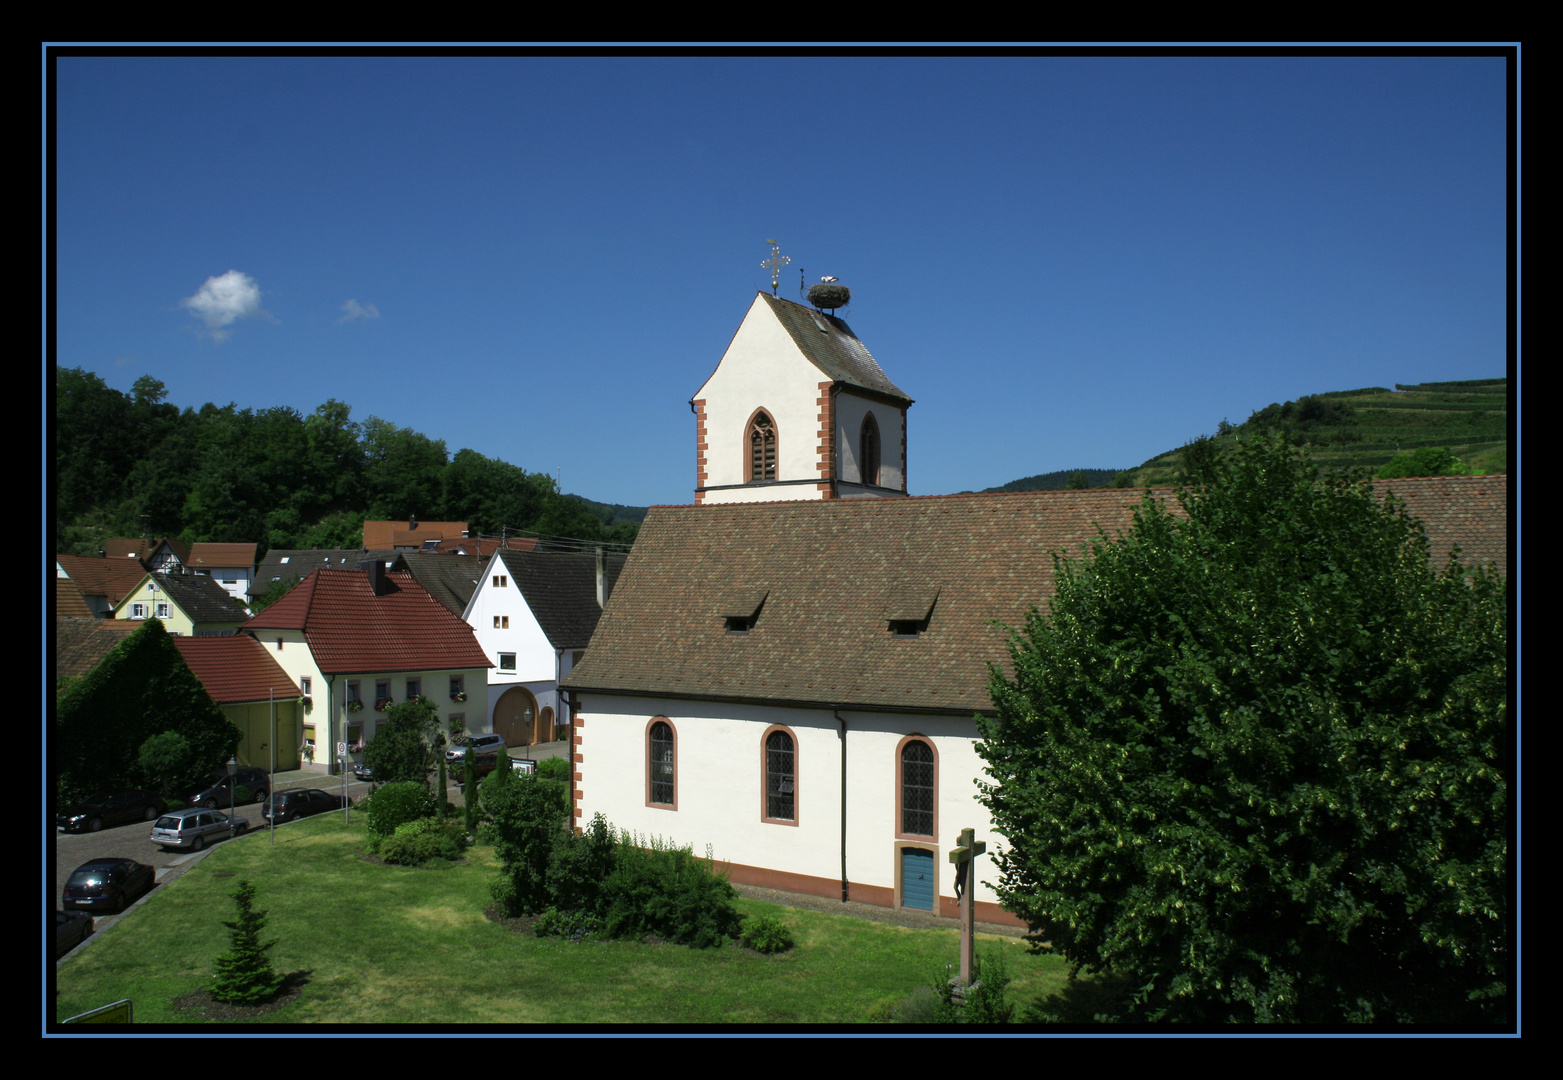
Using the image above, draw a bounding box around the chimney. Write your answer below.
[595,546,605,609]
[361,558,391,597]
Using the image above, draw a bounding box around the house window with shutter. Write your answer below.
[747,410,777,483]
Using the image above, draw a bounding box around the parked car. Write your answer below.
[186,767,270,808]
[62,858,155,914]
[56,789,167,833]
[55,909,93,957]
[352,760,374,782]
[150,808,249,851]
[262,789,349,824]
[445,734,506,764]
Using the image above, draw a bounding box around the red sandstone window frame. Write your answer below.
[761,724,799,826]
[646,716,677,810]
[860,412,881,487]
[745,408,778,483]
[895,734,938,841]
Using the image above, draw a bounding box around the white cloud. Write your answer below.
[181,270,264,341]
[339,299,380,323]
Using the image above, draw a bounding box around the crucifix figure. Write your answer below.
[948,827,987,989]
[761,239,790,297]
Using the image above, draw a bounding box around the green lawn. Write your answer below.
[54,813,1067,1025]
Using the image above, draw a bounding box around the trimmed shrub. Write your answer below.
[547,812,616,915]
[365,781,437,839]
[534,906,603,941]
[378,817,468,866]
[536,756,571,782]
[599,835,743,949]
[484,770,570,916]
[740,915,795,954]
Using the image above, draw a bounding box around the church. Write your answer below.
[561,283,1509,925]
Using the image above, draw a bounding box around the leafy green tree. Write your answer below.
[1377,446,1470,479]
[977,435,1508,1024]
[138,730,200,800]
[361,695,442,786]
[484,770,570,915]
[1064,470,1089,491]
[211,880,285,1004]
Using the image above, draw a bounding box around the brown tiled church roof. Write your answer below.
[565,476,1506,715]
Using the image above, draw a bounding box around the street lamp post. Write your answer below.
[227,756,238,840]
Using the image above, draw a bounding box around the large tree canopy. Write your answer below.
[977,436,1508,1024]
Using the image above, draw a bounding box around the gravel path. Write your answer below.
[732,883,1029,938]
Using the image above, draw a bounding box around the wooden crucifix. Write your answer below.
[948,827,987,988]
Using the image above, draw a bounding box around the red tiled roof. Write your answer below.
[173,635,300,703]
[431,536,537,555]
[101,538,154,561]
[55,577,96,618]
[244,568,491,675]
[361,520,469,549]
[188,542,258,569]
[55,555,153,606]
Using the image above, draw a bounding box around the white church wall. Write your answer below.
[574,693,1007,916]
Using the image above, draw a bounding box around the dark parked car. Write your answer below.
[262,789,349,824]
[55,909,93,957]
[352,760,374,782]
[150,808,249,851]
[56,790,167,833]
[63,859,155,914]
[187,767,270,808]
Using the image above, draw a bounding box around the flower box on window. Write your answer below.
[451,691,467,703]
[375,698,391,712]
[346,700,364,713]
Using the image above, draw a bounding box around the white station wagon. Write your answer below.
[150,808,248,851]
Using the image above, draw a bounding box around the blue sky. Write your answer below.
[51,52,1511,509]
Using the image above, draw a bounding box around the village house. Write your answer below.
[241,565,491,773]
[110,570,252,636]
[462,547,625,749]
[171,635,304,771]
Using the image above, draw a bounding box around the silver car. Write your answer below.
[445,733,507,764]
[150,808,248,851]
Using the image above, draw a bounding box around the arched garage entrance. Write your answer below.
[492,685,540,747]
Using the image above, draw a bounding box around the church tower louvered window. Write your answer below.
[748,411,777,482]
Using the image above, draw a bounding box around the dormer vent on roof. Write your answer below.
[883,582,939,637]
[720,585,769,634]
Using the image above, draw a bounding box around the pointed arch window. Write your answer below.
[747,410,777,483]
[860,412,881,487]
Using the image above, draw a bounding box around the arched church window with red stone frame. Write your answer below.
[747,410,777,483]
[860,412,882,487]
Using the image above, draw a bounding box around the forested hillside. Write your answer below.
[53,367,638,558]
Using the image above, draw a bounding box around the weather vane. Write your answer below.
[761,240,790,297]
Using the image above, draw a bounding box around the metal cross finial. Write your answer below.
[761,239,791,297]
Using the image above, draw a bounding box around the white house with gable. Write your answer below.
[463,547,626,749]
